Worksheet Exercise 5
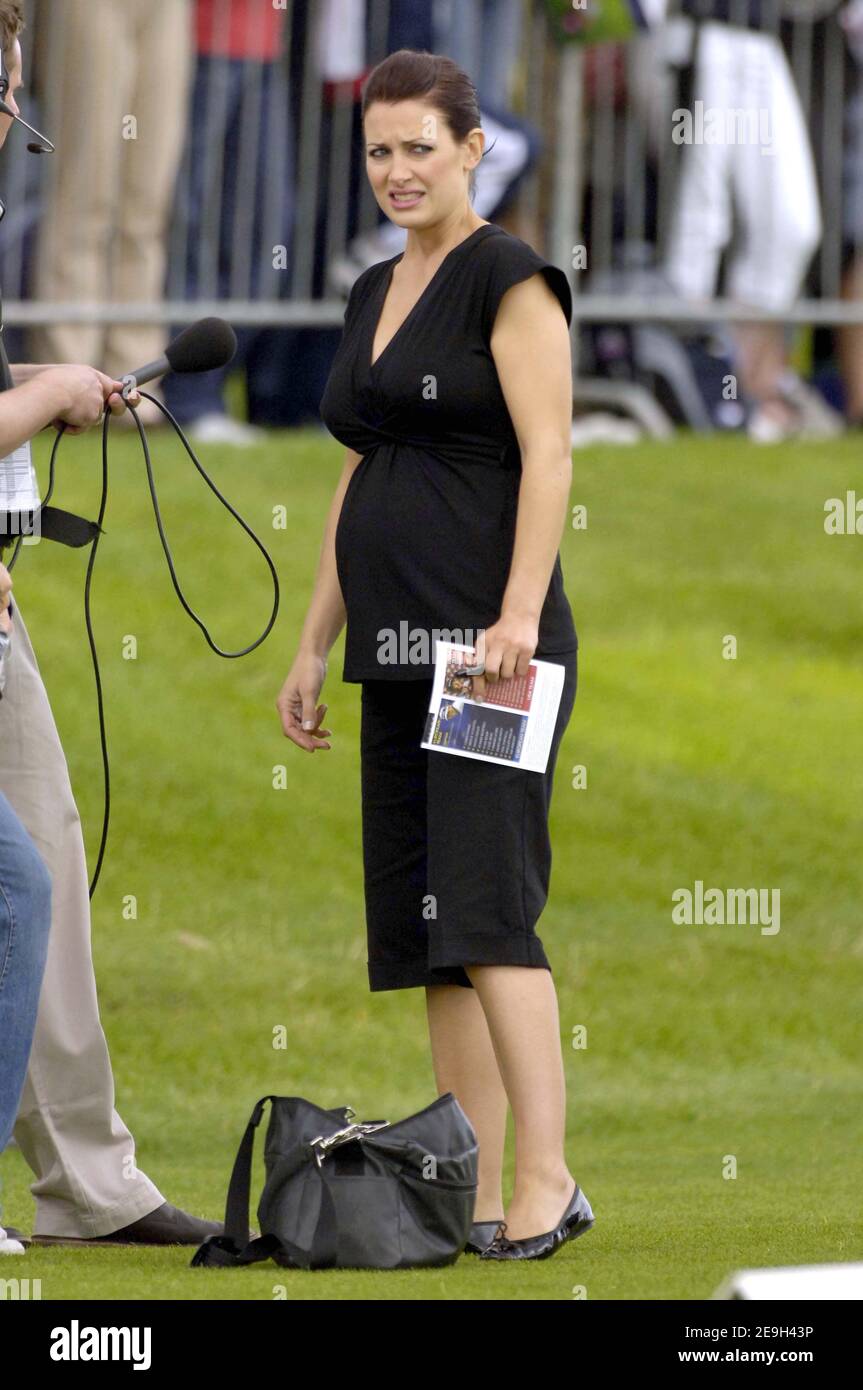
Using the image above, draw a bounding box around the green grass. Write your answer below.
[1,425,862,1300]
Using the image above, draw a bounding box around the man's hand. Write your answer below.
[0,560,13,636]
[39,365,142,433]
[39,365,107,432]
[91,368,142,417]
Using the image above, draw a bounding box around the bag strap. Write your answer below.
[191,1095,274,1268]
[224,1094,271,1246]
[191,1096,342,1270]
[0,505,101,548]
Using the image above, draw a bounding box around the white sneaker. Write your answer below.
[187,413,266,447]
[747,405,796,444]
[570,413,642,447]
[0,1225,26,1255]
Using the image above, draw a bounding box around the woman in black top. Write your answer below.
[276,50,593,1263]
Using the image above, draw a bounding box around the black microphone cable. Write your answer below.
[10,391,280,898]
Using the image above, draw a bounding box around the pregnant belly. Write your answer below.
[335,451,518,611]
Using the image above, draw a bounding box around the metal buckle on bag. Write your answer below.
[308,1121,390,1168]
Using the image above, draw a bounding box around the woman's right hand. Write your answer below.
[276,652,332,752]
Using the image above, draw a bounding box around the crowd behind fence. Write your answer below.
[0,0,861,436]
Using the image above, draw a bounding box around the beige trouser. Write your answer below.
[0,598,163,1236]
[30,0,193,376]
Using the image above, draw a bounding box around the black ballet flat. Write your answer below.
[464,1218,506,1255]
[479,1184,595,1261]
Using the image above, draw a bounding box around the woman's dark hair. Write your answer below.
[361,49,494,201]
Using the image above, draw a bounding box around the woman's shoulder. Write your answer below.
[472,223,558,271]
[471,225,573,335]
[342,257,395,323]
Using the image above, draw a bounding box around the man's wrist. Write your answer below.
[9,363,58,386]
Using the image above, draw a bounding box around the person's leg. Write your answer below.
[476,0,522,110]
[30,0,131,366]
[424,984,507,1223]
[360,677,509,1220]
[427,649,579,1238]
[361,679,472,991]
[0,791,51,1155]
[436,0,481,79]
[839,75,863,419]
[463,965,574,1238]
[839,254,863,419]
[663,22,733,306]
[104,0,193,377]
[734,322,790,405]
[0,603,164,1237]
[726,34,821,429]
[725,31,821,318]
[163,54,238,423]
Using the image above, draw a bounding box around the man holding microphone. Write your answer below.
[0,1,222,1246]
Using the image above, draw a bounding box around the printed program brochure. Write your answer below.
[420,639,566,774]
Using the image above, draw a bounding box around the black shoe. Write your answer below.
[31,1202,231,1248]
[464,1219,506,1255]
[479,1184,594,1261]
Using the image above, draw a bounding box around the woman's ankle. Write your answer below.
[511,1165,574,1197]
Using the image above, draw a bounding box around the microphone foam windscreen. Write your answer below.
[165,318,238,375]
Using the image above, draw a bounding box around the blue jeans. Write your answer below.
[0,790,52,1155]
[163,54,294,423]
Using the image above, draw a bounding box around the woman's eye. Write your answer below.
[368,145,433,158]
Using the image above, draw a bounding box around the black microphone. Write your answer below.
[0,97,55,153]
[121,318,238,399]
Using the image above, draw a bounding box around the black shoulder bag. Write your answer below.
[191,1092,479,1271]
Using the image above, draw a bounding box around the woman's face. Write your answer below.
[364,99,482,227]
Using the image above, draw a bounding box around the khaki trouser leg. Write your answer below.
[105,0,193,375]
[30,0,193,375]
[29,0,134,367]
[0,600,163,1237]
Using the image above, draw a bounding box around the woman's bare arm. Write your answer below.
[471,272,573,689]
[276,446,364,749]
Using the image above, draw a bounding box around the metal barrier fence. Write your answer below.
[0,0,861,348]
[562,0,863,326]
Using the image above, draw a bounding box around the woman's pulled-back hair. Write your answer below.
[361,49,491,201]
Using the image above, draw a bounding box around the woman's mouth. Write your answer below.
[389,191,424,208]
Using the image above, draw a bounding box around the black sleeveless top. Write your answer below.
[318,222,578,682]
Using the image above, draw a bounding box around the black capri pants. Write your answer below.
[359,649,577,992]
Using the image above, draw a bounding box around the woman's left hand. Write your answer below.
[467,610,538,701]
